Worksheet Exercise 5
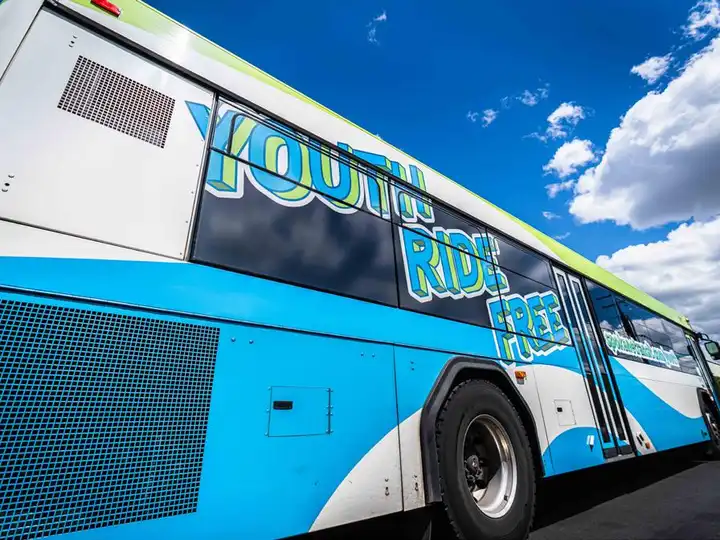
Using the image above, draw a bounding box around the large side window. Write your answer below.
[191,100,398,306]
[587,282,685,372]
[492,235,555,288]
[393,188,506,329]
[586,281,632,337]
[663,322,700,375]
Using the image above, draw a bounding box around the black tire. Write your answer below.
[701,399,720,459]
[436,380,535,540]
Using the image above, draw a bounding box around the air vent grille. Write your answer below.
[58,56,175,148]
[0,299,220,540]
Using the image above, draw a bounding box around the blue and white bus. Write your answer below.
[1,1,719,539]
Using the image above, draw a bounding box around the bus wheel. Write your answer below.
[436,380,535,540]
[702,401,720,459]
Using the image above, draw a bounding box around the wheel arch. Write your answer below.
[420,356,545,504]
[698,386,718,417]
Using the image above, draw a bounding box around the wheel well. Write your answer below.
[699,388,718,417]
[420,357,545,504]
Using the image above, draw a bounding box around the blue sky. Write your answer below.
[148,0,720,335]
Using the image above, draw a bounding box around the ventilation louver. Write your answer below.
[0,299,219,540]
[58,56,175,148]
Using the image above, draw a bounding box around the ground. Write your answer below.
[533,447,720,540]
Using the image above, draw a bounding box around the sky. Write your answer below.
[147,0,720,338]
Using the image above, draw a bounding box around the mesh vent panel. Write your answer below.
[58,56,175,148]
[0,299,219,540]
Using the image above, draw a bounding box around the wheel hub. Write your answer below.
[462,414,518,519]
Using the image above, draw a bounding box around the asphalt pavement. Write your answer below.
[532,448,720,540]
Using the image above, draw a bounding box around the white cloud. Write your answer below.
[519,90,539,106]
[596,217,720,339]
[367,10,387,44]
[554,232,571,240]
[467,110,479,123]
[518,85,550,107]
[545,179,576,198]
[543,138,595,178]
[482,109,498,127]
[631,55,672,84]
[530,102,586,141]
[546,103,585,139]
[542,211,561,220]
[685,0,720,40]
[569,36,720,229]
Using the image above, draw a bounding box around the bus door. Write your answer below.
[553,267,634,458]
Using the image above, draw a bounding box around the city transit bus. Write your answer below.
[1,1,719,539]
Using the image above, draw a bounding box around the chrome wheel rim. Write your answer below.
[462,414,517,519]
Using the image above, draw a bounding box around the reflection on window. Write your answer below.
[395,226,505,329]
[493,236,554,287]
[587,282,629,337]
[193,150,398,306]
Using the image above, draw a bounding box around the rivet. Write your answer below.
[249,339,254,344]
[8,174,15,178]
[230,337,236,342]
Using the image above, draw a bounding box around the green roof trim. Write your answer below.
[69,0,692,331]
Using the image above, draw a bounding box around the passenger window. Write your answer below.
[497,268,571,346]
[492,235,554,288]
[586,282,631,337]
[193,146,399,306]
[394,226,506,329]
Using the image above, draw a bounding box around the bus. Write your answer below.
[1,1,719,539]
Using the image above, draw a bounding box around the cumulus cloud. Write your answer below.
[543,138,595,178]
[554,232,571,240]
[545,179,576,199]
[631,55,672,84]
[569,37,720,229]
[542,211,561,220]
[596,217,720,338]
[482,109,498,127]
[685,0,720,40]
[467,110,479,123]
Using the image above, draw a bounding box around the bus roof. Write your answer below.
[62,0,692,330]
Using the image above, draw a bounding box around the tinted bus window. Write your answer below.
[492,235,554,288]
[497,268,571,346]
[394,225,506,329]
[586,282,631,337]
[193,150,398,306]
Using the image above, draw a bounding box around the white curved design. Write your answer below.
[532,363,598,446]
[309,424,403,532]
[617,358,703,419]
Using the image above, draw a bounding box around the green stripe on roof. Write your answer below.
[70,0,692,330]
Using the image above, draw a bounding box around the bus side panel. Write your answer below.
[532,353,607,475]
[0,0,43,81]
[0,10,211,260]
[0,289,402,540]
[609,356,710,453]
